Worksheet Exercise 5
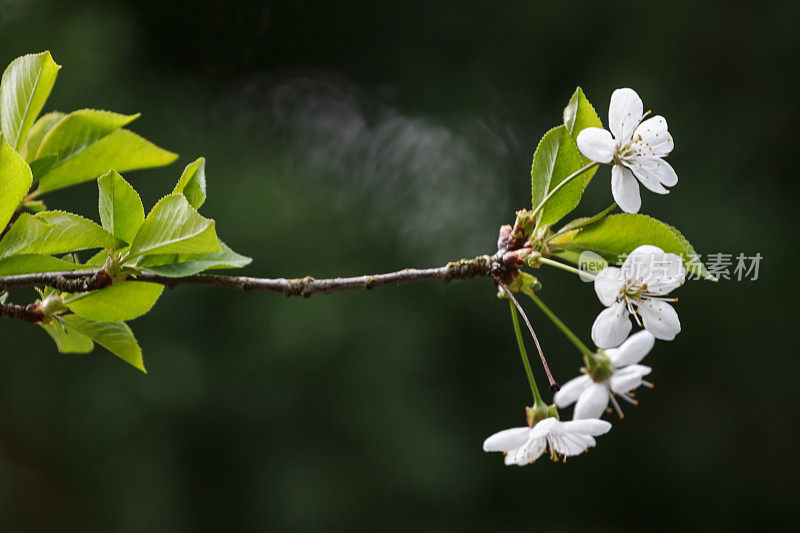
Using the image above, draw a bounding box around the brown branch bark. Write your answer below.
[0,255,501,297]
[0,302,45,323]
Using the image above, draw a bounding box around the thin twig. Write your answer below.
[498,283,559,392]
[0,255,496,296]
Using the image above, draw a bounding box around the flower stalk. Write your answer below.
[508,299,544,406]
[526,292,596,361]
[536,257,596,280]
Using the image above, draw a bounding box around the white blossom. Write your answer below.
[591,245,685,348]
[554,331,655,419]
[577,88,677,213]
[483,417,611,465]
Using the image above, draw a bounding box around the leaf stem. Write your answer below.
[526,291,595,359]
[530,161,599,221]
[538,256,595,279]
[507,299,544,405]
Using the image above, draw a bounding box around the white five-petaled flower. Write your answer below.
[592,245,685,348]
[483,417,612,465]
[576,88,677,214]
[554,331,655,420]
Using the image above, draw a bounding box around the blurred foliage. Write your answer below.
[0,0,797,530]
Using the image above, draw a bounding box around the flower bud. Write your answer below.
[39,295,67,316]
[497,224,512,251]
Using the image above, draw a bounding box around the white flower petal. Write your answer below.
[505,437,547,465]
[652,157,678,186]
[624,152,680,193]
[529,417,559,439]
[576,127,615,163]
[610,364,651,394]
[550,433,595,457]
[562,418,612,436]
[483,427,530,452]
[574,383,610,420]
[628,158,676,192]
[625,244,666,264]
[606,330,655,367]
[632,115,673,156]
[611,164,642,213]
[637,298,681,341]
[592,301,632,349]
[609,88,643,140]
[623,246,685,294]
[554,374,593,407]
[594,266,625,306]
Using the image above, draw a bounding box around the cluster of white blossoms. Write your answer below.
[484,88,689,466]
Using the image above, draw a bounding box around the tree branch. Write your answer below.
[0,255,501,297]
[0,302,45,322]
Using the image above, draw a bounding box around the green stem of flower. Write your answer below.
[526,291,595,360]
[508,299,544,406]
[538,257,595,279]
[530,161,599,221]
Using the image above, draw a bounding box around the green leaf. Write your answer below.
[173,157,207,209]
[98,170,145,244]
[554,204,616,234]
[22,111,64,160]
[40,322,94,354]
[129,194,220,258]
[0,211,118,259]
[0,138,33,230]
[36,129,177,193]
[60,315,144,372]
[84,248,110,267]
[0,51,60,151]
[563,87,603,141]
[64,281,164,321]
[34,108,139,164]
[139,240,252,276]
[553,213,715,280]
[530,126,588,226]
[0,254,83,275]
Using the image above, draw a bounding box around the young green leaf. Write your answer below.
[552,213,715,280]
[22,111,64,160]
[530,126,589,226]
[84,248,110,267]
[554,204,616,234]
[34,109,139,164]
[563,87,603,141]
[0,254,83,275]
[40,322,95,354]
[0,138,33,230]
[138,240,252,277]
[0,51,60,151]
[60,315,145,372]
[128,194,220,257]
[173,157,207,209]
[98,170,145,244]
[0,211,118,259]
[36,129,177,193]
[63,281,164,322]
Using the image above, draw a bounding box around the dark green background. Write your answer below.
[0,1,796,530]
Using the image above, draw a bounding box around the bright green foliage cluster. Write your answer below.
[0,52,251,371]
[524,87,713,281]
